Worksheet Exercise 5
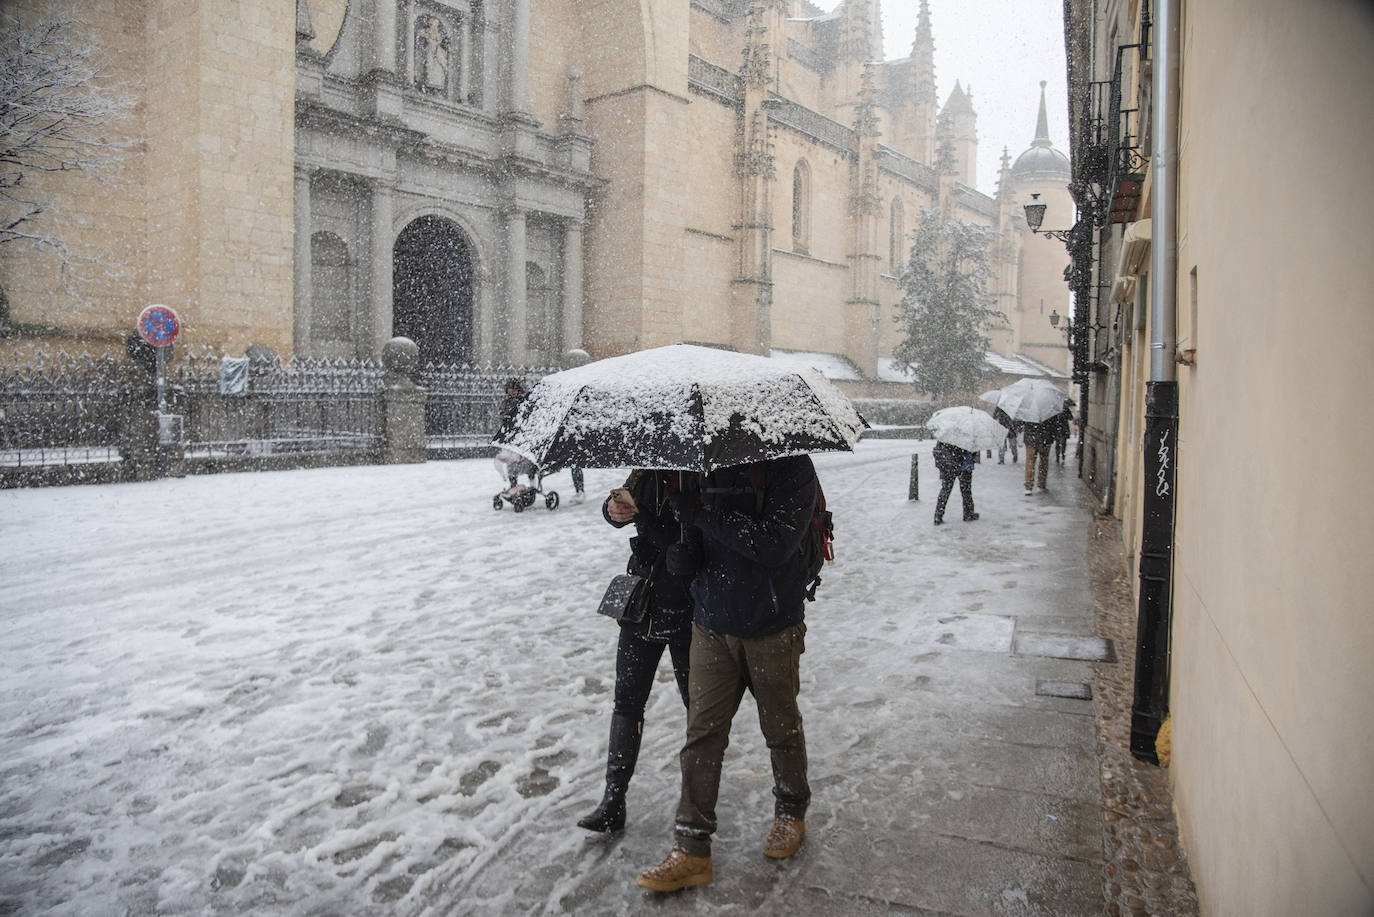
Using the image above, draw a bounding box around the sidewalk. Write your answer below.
[0,442,1199,915]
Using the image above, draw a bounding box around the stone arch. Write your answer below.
[310,231,352,342]
[392,215,476,365]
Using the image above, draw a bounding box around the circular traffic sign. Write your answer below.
[137,304,180,347]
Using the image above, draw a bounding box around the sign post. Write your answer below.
[136,304,182,446]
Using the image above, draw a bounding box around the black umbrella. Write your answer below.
[492,344,867,472]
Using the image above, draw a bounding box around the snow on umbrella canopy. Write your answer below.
[995,378,1069,424]
[926,406,1006,454]
[492,344,867,472]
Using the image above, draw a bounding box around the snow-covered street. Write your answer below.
[1,439,1105,916]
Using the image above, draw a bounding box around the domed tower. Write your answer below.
[1011,81,1074,376]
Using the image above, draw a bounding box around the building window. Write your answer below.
[310,231,351,342]
[889,197,905,272]
[792,161,811,254]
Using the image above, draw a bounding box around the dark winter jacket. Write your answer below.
[497,379,528,435]
[1022,419,1055,446]
[603,470,693,641]
[933,441,977,476]
[684,454,819,639]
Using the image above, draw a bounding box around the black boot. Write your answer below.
[578,714,642,832]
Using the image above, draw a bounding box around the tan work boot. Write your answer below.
[636,849,713,892]
[763,816,805,859]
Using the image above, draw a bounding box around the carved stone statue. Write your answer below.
[416,16,449,93]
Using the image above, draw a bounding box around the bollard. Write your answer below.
[908,453,919,500]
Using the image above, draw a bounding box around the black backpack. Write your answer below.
[748,466,834,602]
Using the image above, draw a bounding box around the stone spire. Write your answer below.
[909,0,935,101]
[996,146,1014,200]
[1032,79,1053,147]
[840,0,882,63]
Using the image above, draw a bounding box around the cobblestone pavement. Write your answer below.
[1086,512,1201,917]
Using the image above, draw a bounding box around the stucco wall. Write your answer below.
[1169,1,1374,913]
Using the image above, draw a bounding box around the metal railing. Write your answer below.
[171,352,387,463]
[0,345,555,486]
[0,349,126,474]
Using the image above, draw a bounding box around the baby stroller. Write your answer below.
[492,449,560,512]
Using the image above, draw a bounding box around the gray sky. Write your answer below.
[824,0,1070,197]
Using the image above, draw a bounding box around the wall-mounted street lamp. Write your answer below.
[1024,193,1077,243]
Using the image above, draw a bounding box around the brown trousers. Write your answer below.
[673,622,810,857]
[1024,442,1051,490]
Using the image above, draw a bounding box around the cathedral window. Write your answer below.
[889,198,905,273]
[792,162,811,254]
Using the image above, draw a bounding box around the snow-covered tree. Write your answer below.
[1,11,134,326]
[892,207,1005,401]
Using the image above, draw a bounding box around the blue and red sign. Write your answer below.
[137,304,180,347]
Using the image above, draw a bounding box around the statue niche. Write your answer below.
[415,15,451,95]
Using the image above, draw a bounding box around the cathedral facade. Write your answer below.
[2,0,1070,390]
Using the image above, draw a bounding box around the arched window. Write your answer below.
[792,161,811,254]
[310,231,351,342]
[889,198,905,273]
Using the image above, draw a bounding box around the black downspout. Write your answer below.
[1131,0,1181,765]
[1130,380,1177,763]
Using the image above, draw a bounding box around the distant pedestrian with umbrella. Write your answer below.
[991,379,1066,496]
[993,407,1020,464]
[925,406,1002,525]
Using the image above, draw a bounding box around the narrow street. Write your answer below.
[0,439,1195,915]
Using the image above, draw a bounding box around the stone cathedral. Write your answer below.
[1,0,1071,383]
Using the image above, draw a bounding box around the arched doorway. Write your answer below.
[392,216,475,365]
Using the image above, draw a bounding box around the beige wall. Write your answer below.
[0,1,150,350]
[0,0,296,358]
[1163,1,1374,913]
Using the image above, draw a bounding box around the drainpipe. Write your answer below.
[1130,0,1181,765]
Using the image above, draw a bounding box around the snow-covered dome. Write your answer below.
[1013,82,1071,179]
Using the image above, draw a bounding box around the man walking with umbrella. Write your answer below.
[932,441,979,524]
[635,453,820,892]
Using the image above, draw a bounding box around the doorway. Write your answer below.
[392,216,475,365]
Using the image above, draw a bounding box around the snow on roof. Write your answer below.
[769,349,864,381]
[983,351,1069,379]
[876,353,1067,385]
[875,357,917,383]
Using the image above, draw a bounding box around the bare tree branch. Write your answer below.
[0,10,135,252]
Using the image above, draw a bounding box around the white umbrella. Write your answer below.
[996,378,1068,424]
[978,389,1002,405]
[491,344,867,472]
[925,406,1005,453]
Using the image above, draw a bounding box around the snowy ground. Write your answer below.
[0,439,1100,916]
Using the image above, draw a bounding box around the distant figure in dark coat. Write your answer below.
[932,441,979,524]
[1052,407,1072,464]
[993,407,1020,464]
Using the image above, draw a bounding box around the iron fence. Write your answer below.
[171,352,386,464]
[0,349,128,479]
[0,344,555,486]
[421,362,548,452]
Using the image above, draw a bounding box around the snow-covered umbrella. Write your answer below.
[995,378,1069,424]
[925,406,1005,453]
[978,389,1002,405]
[491,344,867,472]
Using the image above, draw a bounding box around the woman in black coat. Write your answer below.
[578,469,693,832]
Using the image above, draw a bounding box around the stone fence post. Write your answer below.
[380,337,426,464]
